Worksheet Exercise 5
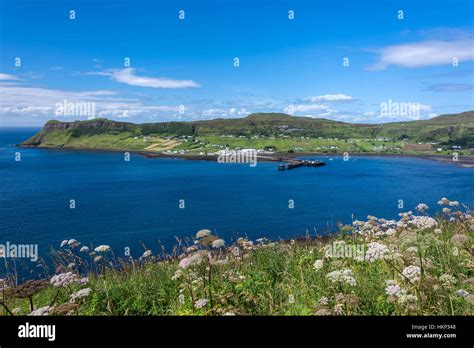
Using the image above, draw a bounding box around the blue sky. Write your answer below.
[0,0,473,126]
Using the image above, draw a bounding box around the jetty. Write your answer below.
[277,158,326,171]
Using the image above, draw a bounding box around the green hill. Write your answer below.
[21,111,474,154]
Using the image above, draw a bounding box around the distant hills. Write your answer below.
[22,111,474,150]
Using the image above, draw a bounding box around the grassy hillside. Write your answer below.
[1,198,473,316]
[21,111,474,155]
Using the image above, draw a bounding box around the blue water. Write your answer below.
[1,128,474,276]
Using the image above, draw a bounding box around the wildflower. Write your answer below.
[439,274,456,287]
[79,277,89,285]
[449,201,460,207]
[402,265,421,284]
[60,240,68,247]
[397,293,417,310]
[385,284,403,297]
[408,216,437,230]
[179,250,207,269]
[415,203,429,213]
[385,228,397,236]
[438,197,449,205]
[50,272,81,288]
[365,242,391,262]
[288,294,295,304]
[70,288,92,302]
[334,303,344,315]
[94,245,111,253]
[211,239,225,248]
[171,269,182,281]
[67,239,80,248]
[67,263,75,269]
[454,289,469,297]
[93,256,102,262]
[315,308,331,315]
[223,311,236,316]
[196,229,211,239]
[194,298,208,309]
[313,259,324,270]
[142,250,152,258]
[29,305,52,316]
[318,296,329,305]
[178,293,185,305]
[326,269,356,286]
[80,246,90,253]
[434,228,442,234]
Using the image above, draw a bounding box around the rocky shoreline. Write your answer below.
[17,144,474,167]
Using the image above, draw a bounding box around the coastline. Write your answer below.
[17,144,474,167]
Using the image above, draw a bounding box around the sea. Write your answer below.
[1,128,473,277]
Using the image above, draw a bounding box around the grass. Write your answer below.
[1,199,473,316]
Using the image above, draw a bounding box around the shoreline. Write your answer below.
[17,144,474,167]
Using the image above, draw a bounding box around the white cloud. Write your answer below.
[368,39,474,70]
[305,94,353,102]
[90,68,200,89]
[284,104,328,114]
[0,73,20,80]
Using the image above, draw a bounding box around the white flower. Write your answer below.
[442,207,451,214]
[94,245,111,253]
[448,201,459,207]
[326,269,356,286]
[385,228,397,236]
[365,242,391,262]
[178,293,185,305]
[80,246,90,253]
[415,203,429,213]
[288,294,295,304]
[142,250,152,258]
[438,197,449,205]
[385,284,403,297]
[50,272,81,287]
[194,298,208,309]
[211,239,225,248]
[318,296,329,305]
[439,274,456,287]
[29,306,52,316]
[402,265,421,284]
[434,228,442,234]
[67,239,78,246]
[70,288,92,302]
[60,240,68,247]
[313,259,324,270]
[196,229,211,239]
[408,216,437,230]
[171,269,183,281]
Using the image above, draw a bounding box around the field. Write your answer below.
[21,111,474,156]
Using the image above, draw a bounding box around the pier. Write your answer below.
[278,159,326,171]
